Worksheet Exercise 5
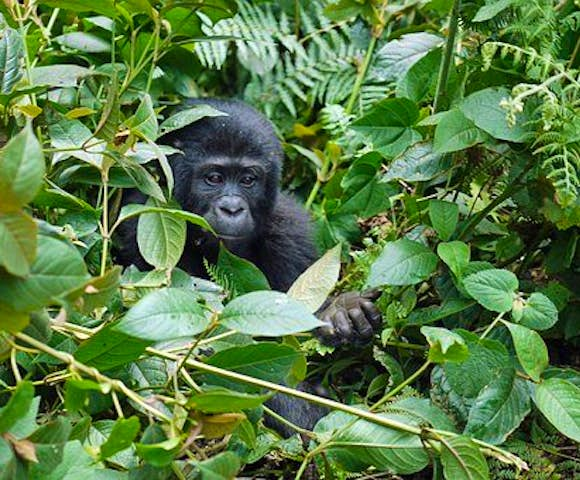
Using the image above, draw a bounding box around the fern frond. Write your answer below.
[203,258,237,300]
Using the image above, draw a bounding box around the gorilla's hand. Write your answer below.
[315,290,382,346]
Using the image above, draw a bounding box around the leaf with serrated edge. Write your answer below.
[534,378,580,443]
[503,321,549,382]
[463,269,518,313]
[441,436,490,480]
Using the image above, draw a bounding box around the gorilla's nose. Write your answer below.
[217,196,245,217]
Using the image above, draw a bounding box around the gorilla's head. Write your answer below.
[164,99,283,244]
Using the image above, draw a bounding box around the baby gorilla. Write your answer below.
[117,98,381,347]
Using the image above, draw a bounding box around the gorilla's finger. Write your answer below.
[348,308,373,340]
[316,314,336,342]
[333,309,353,342]
[362,288,381,301]
[360,300,382,330]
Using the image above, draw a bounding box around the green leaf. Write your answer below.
[99,416,140,460]
[463,269,518,313]
[429,200,459,241]
[459,87,532,142]
[135,437,180,467]
[217,245,270,296]
[338,176,397,218]
[534,378,580,442]
[287,244,341,312]
[159,105,228,136]
[193,452,241,479]
[220,291,323,336]
[0,124,45,212]
[434,109,490,153]
[54,32,111,53]
[367,238,438,287]
[396,48,442,103]
[0,381,34,433]
[0,211,37,276]
[445,331,510,398]
[65,267,121,314]
[513,293,558,330]
[314,410,429,474]
[37,0,117,16]
[0,236,89,312]
[0,20,23,94]
[437,241,470,278]
[137,201,186,270]
[351,98,421,158]
[465,368,531,445]
[114,288,210,341]
[473,0,515,22]
[188,388,270,413]
[126,94,158,141]
[370,32,443,83]
[421,326,468,363]
[204,343,304,392]
[49,118,104,168]
[64,378,107,413]
[116,203,213,233]
[408,299,475,326]
[30,64,95,87]
[440,436,489,480]
[503,321,549,382]
[382,141,451,182]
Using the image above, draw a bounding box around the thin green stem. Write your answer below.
[481,312,505,339]
[371,360,432,410]
[433,0,461,113]
[345,35,378,115]
[100,172,110,276]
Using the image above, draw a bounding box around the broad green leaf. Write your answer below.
[437,241,470,278]
[314,410,429,474]
[74,324,151,371]
[433,109,490,153]
[116,203,213,233]
[188,388,270,413]
[421,326,468,363]
[217,245,270,296]
[99,417,140,460]
[0,19,23,94]
[66,267,121,314]
[503,321,549,382]
[220,291,323,336]
[382,141,451,182]
[37,0,117,16]
[396,48,442,102]
[114,288,210,341]
[351,98,421,158]
[193,452,241,479]
[204,343,304,392]
[0,211,36,276]
[429,200,459,241]
[159,105,227,136]
[445,331,510,398]
[126,94,158,141]
[137,201,186,270]
[463,269,518,313]
[30,64,95,87]
[440,436,489,480]
[459,87,532,142]
[0,236,89,312]
[465,369,530,444]
[513,292,558,330]
[473,0,517,22]
[0,381,34,433]
[0,124,45,212]
[0,302,29,333]
[367,238,438,287]
[534,378,580,442]
[288,244,341,312]
[338,177,397,218]
[391,397,457,432]
[408,299,475,326]
[135,437,180,467]
[64,378,108,413]
[370,32,443,83]
[49,118,104,168]
[54,32,111,53]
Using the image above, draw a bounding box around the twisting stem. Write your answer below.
[433,0,461,112]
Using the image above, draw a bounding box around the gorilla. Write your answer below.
[116,98,382,433]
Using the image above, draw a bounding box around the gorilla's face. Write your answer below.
[189,156,267,241]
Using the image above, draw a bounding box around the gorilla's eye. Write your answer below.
[205,173,224,186]
[240,175,256,187]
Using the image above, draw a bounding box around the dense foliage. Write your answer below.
[0,0,579,478]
